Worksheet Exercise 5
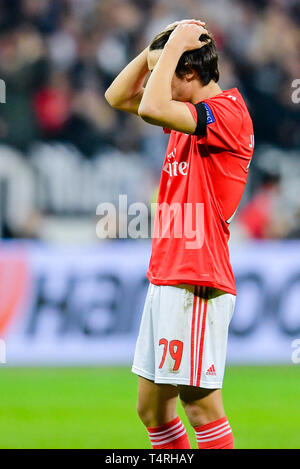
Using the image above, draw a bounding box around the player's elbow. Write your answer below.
[104,88,121,109]
[104,90,115,107]
[138,102,161,122]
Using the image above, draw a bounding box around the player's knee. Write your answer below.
[181,401,206,427]
[182,400,223,427]
[136,400,176,428]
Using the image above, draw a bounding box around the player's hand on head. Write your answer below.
[165,19,206,31]
[167,23,210,53]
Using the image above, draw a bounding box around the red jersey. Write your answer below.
[147,88,254,295]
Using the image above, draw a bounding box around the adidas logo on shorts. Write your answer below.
[206,364,217,376]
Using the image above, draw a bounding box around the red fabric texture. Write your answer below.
[147,416,191,449]
[194,416,234,449]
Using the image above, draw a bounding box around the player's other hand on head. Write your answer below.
[167,23,210,53]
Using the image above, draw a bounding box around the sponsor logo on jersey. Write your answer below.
[163,147,189,177]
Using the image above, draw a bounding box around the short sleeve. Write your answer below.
[186,95,244,149]
[185,102,207,137]
[201,98,243,150]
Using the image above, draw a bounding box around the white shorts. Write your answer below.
[132,283,235,389]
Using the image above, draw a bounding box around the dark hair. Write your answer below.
[149,27,219,85]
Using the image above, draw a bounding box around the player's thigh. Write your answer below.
[137,376,179,426]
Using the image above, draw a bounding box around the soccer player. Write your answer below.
[105,19,254,450]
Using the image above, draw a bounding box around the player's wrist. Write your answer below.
[164,40,186,57]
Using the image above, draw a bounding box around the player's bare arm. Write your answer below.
[104,20,205,115]
[104,46,149,114]
[138,24,211,133]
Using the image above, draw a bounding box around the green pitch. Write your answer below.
[0,365,299,449]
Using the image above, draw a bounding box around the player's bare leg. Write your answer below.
[179,386,225,426]
[136,376,191,448]
[179,386,234,449]
[137,376,178,427]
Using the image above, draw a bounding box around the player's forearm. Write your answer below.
[104,47,149,110]
[138,43,183,119]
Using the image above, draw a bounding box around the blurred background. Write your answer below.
[0,0,299,449]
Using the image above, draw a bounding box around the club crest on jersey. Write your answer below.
[163,147,189,177]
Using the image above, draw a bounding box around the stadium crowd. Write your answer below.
[0,0,299,241]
